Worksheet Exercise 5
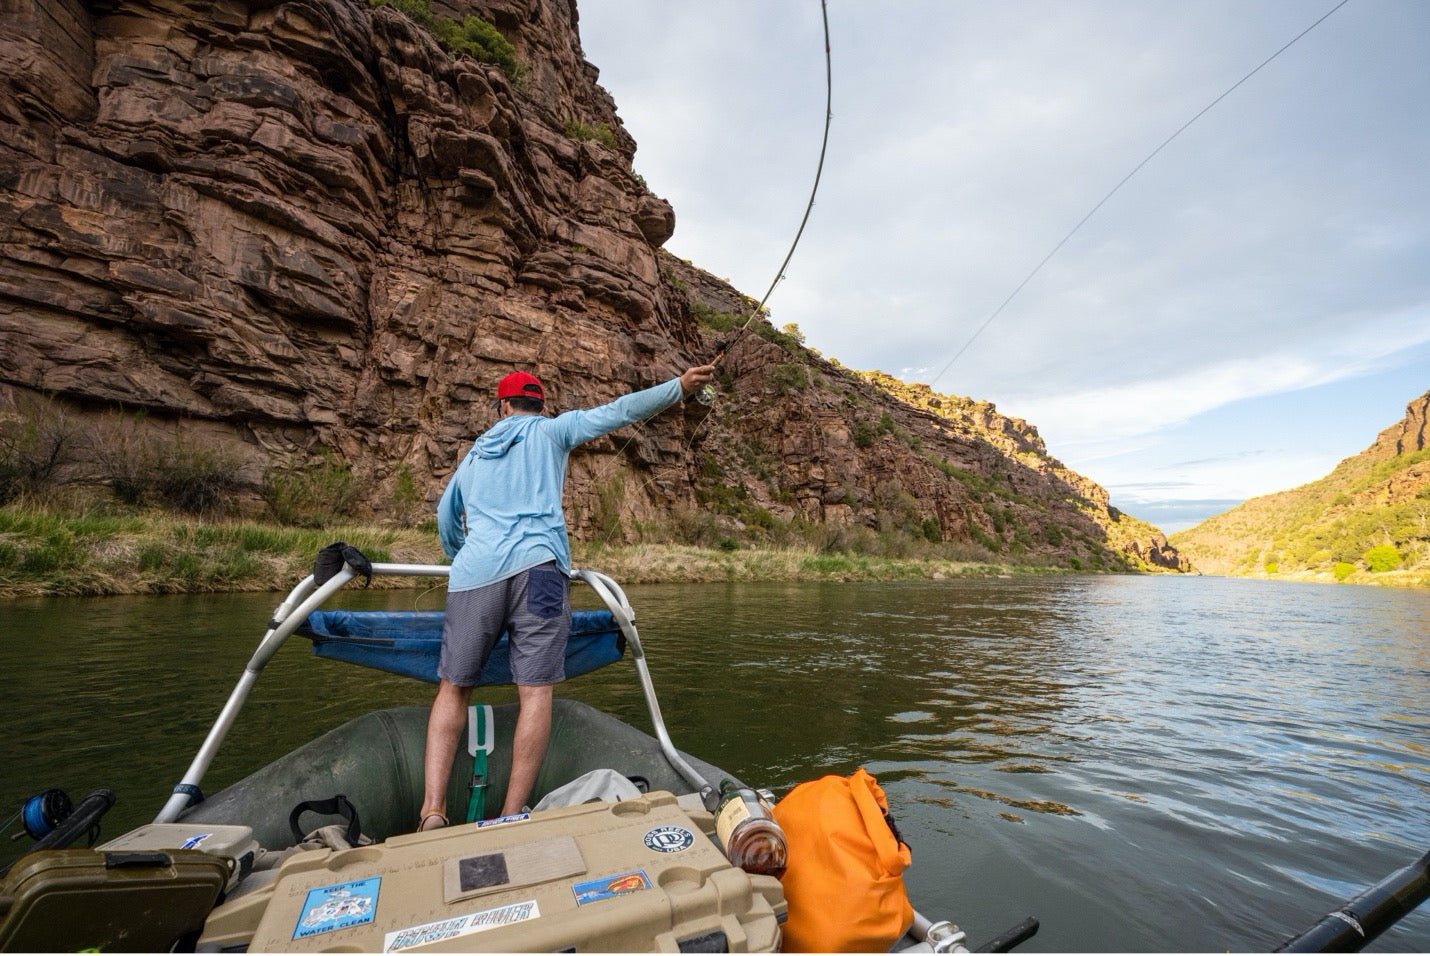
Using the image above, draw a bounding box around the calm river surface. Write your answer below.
[2,574,1427,952]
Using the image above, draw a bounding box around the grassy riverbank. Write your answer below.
[0,506,1062,598]
[0,508,437,597]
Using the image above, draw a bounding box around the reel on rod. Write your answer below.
[3,788,73,843]
[1,787,117,880]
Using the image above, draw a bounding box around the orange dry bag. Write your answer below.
[771,768,914,953]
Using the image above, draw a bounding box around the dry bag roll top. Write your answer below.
[772,767,914,953]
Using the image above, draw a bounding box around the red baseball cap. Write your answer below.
[497,370,545,401]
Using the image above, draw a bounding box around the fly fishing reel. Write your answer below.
[5,788,73,842]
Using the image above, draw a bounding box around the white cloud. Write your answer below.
[1012,319,1430,449]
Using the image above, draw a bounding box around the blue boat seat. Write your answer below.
[298,608,625,684]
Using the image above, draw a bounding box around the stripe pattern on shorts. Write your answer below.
[440,563,571,686]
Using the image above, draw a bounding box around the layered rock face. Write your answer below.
[1371,391,1428,459]
[1363,390,1430,509]
[2,0,694,500]
[0,0,1175,569]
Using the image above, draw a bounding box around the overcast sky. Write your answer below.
[578,1,1430,532]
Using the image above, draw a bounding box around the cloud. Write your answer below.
[580,1,1430,519]
[1107,448,1343,502]
[996,316,1430,450]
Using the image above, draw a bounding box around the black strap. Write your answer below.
[104,850,174,869]
[342,544,373,587]
[171,782,204,808]
[313,542,373,588]
[288,794,363,845]
[884,808,910,853]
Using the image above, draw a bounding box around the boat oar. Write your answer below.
[1275,848,1430,952]
[974,916,1040,953]
[465,703,495,822]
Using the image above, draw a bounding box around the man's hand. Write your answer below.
[678,364,717,398]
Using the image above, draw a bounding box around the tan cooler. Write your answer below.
[200,790,786,952]
[99,821,261,892]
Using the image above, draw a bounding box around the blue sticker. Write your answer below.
[643,825,695,853]
[294,876,381,939]
[179,833,212,850]
[573,869,651,905]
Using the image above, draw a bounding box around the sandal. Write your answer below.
[418,808,448,831]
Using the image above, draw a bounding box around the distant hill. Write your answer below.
[1171,390,1430,587]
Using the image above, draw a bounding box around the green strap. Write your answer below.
[465,704,490,823]
[465,750,487,823]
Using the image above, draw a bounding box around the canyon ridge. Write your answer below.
[0,0,1184,572]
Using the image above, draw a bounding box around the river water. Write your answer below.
[1,574,1426,952]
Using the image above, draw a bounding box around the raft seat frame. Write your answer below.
[153,561,713,824]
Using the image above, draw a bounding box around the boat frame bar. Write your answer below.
[155,561,712,823]
[571,568,716,808]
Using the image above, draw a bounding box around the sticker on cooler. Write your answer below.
[383,900,540,951]
[294,876,381,939]
[573,869,652,905]
[642,824,695,853]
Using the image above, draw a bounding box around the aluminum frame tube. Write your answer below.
[570,568,714,801]
[155,562,452,823]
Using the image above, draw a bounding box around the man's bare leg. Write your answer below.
[420,678,473,829]
[501,682,554,816]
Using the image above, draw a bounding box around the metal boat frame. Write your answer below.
[155,560,714,824]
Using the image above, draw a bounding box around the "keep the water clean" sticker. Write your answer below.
[293,877,381,939]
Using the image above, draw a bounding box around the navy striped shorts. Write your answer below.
[439,563,571,686]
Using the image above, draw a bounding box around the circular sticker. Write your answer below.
[643,825,695,853]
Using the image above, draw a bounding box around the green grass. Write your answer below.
[0,502,1098,597]
[0,505,439,597]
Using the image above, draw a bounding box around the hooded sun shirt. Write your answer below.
[437,377,685,591]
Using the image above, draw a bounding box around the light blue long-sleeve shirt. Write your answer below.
[437,378,685,591]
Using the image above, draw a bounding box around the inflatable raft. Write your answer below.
[0,557,977,953]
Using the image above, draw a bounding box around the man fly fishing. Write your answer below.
[419,363,717,830]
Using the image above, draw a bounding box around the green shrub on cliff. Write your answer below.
[263,449,363,528]
[769,363,810,395]
[563,119,618,149]
[1363,544,1402,572]
[688,302,807,356]
[370,0,523,80]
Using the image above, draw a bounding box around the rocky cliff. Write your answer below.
[1369,389,1428,460]
[0,0,1177,571]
